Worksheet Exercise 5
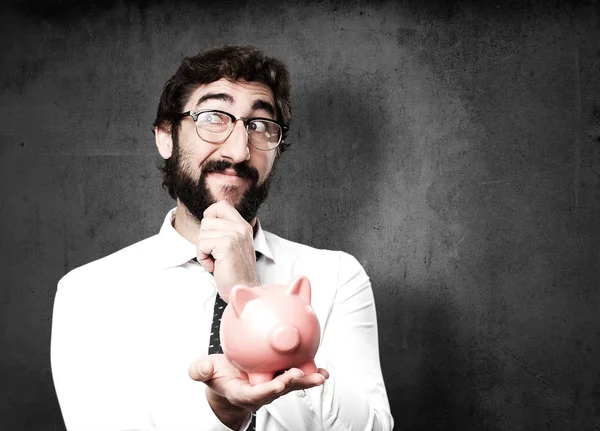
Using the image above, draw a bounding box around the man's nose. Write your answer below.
[218,120,249,163]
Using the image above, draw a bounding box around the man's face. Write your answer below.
[159,79,279,223]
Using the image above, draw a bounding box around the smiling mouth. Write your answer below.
[208,171,250,184]
[219,169,240,176]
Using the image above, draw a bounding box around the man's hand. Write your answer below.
[189,355,329,428]
[196,200,260,302]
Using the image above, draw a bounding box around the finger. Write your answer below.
[235,369,303,403]
[196,235,256,266]
[257,369,326,403]
[197,255,215,273]
[236,377,287,404]
[196,236,219,273]
[256,369,305,398]
[204,200,246,223]
[196,231,228,258]
[290,373,327,390]
[195,242,215,272]
[274,368,305,386]
[200,218,247,235]
[188,359,214,382]
[284,369,329,392]
[198,229,245,240]
[318,368,330,379]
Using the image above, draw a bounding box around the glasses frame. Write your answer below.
[179,109,289,151]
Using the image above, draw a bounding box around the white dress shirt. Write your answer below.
[51,209,394,431]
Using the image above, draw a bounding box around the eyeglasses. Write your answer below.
[179,109,288,151]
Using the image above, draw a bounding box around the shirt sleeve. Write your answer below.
[50,276,242,431]
[305,252,394,431]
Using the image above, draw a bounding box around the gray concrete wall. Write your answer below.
[1,0,599,429]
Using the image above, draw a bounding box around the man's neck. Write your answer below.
[172,202,202,245]
[172,201,258,245]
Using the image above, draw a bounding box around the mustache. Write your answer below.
[202,159,259,183]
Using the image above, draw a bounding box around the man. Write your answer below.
[51,46,393,431]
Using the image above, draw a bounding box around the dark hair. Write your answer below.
[153,45,291,199]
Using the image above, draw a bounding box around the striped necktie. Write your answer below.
[193,252,261,430]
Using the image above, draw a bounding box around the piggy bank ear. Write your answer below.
[286,276,311,303]
[229,286,261,317]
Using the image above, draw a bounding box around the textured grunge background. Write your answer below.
[1,0,599,429]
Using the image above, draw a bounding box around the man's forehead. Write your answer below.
[187,78,275,108]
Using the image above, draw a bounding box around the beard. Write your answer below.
[172,151,276,224]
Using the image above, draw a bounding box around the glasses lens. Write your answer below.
[195,111,232,143]
[247,120,282,150]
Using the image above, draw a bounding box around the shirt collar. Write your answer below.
[158,208,275,269]
[253,218,275,263]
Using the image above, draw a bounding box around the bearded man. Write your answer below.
[51,46,393,431]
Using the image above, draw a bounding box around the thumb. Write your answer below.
[188,359,215,382]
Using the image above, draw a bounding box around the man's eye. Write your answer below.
[198,112,225,124]
[249,121,267,133]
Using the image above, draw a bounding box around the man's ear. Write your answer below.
[155,123,173,159]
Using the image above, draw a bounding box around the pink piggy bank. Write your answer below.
[220,276,321,385]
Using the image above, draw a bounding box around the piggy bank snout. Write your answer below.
[269,324,300,354]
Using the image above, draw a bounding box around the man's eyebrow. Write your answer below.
[196,92,233,106]
[252,100,275,117]
[195,93,275,117]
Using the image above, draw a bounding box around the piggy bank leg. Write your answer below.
[238,370,249,381]
[248,372,275,385]
[298,361,318,375]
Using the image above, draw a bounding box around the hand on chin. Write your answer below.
[195,200,260,302]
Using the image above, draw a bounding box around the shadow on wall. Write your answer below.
[291,78,505,428]
[287,78,491,429]
[281,74,402,252]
